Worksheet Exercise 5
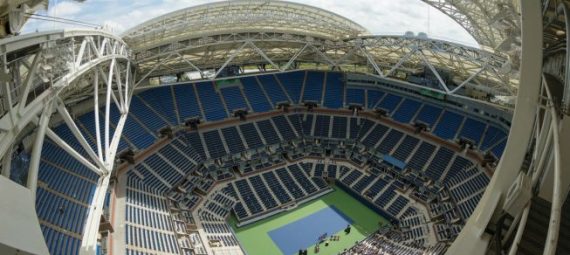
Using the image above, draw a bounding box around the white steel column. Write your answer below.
[445,0,543,254]
[26,102,54,199]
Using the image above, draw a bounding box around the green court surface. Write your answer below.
[229,186,389,255]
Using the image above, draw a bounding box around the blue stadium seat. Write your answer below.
[241,77,273,112]
[256,120,281,144]
[137,86,178,124]
[130,96,170,131]
[377,129,404,154]
[424,147,454,181]
[414,104,443,128]
[303,71,325,103]
[173,83,203,121]
[433,111,465,140]
[313,115,331,137]
[220,86,249,113]
[195,82,227,121]
[367,90,385,109]
[392,135,420,162]
[480,125,507,151]
[376,93,403,113]
[408,142,436,172]
[276,71,305,104]
[361,124,389,148]
[323,72,344,108]
[203,130,228,159]
[392,99,422,124]
[262,171,292,204]
[331,116,348,139]
[239,123,264,149]
[272,116,297,141]
[221,127,246,154]
[459,118,486,145]
[346,88,365,106]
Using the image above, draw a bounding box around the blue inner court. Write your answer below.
[268,206,354,255]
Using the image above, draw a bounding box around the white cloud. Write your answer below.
[22,0,477,47]
[47,1,82,17]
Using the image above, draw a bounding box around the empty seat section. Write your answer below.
[261,171,292,204]
[144,154,184,186]
[357,119,375,140]
[203,130,227,159]
[220,86,248,113]
[313,115,331,138]
[434,111,464,140]
[234,180,263,214]
[221,127,246,154]
[408,142,436,172]
[331,116,348,139]
[326,165,337,178]
[41,141,99,182]
[171,139,203,163]
[158,144,196,174]
[184,132,207,159]
[424,147,454,181]
[361,124,389,148]
[240,77,273,112]
[374,184,396,208]
[130,96,170,131]
[248,176,278,209]
[377,129,404,154]
[393,99,421,124]
[323,72,344,108]
[387,196,409,216]
[256,120,281,144]
[303,71,325,103]
[341,170,362,186]
[239,123,264,149]
[376,93,402,113]
[367,90,385,109]
[459,118,486,144]
[490,140,507,159]
[302,114,314,136]
[392,135,420,162]
[352,174,375,193]
[366,178,389,197]
[40,226,82,255]
[275,168,305,199]
[288,165,317,194]
[443,156,473,183]
[38,162,96,204]
[479,125,507,151]
[414,104,443,128]
[137,86,178,124]
[284,114,301,135]
[349,117,360,139]
[272,116,297,140]
[124,114,155,149]
[276,72,305,104]
[346,88,365,106]
[35,187,88,235]
[195,82,227,121]
[173,84,202,121]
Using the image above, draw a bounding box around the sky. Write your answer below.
[22,0,478,47]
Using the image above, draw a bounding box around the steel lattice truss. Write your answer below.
[0,30,133,254]
[421,0,521,50]
[132,32,517,96]
[125,0,517,96]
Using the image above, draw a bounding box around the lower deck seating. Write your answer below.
[229,163,330,221]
